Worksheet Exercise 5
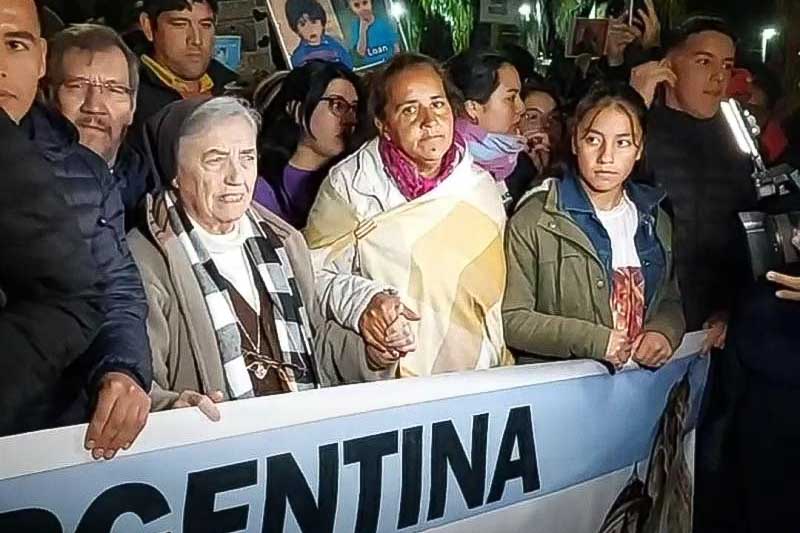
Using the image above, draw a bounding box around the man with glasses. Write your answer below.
[22,24,153,460]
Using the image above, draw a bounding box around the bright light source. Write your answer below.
[390,1,406,20]
[762,27,778,62]
[721,100,752,156]
[518,2,532,21]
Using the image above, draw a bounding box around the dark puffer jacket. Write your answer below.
[643,104,756,330]
[0,109,103,435]
[22,104,152,424]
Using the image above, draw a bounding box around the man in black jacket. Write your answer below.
[131,0,237,147]
[631,18,756,533]
[25,24,154,459]
[0,0,103,435]
[632,17,755,341]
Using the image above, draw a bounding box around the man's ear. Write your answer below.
[37,39,47,80]
[140,13,155,43]
[571,133,578,156]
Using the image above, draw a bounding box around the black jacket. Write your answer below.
[130,58,238,145]
[22,105,153,422]
[0,109,103,435]
[643,105,756,330]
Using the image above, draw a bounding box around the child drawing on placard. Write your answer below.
[285,0,354,69]
[347,0,399,66]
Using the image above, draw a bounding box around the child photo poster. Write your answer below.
[333,0,402,70]
[267,0,402,71]
[266,0,353,70]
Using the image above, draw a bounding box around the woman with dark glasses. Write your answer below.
[254,60,365,229]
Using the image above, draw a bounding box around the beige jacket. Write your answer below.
[129,193,371,410]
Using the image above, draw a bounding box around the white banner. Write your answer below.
[0,333,707,533]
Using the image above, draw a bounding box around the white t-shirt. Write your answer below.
[595,194,645,370]
[190,215,260,311]
[595,193,640,269]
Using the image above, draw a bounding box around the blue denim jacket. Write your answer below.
[558,169,668,310]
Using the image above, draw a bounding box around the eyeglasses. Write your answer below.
[320,96,358,119]
[60,78,133,101]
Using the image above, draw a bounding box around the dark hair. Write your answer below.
[500,44,537,84]
[664,16,737,53]
[573,82,648,144]
[46,25,140,98]
[521,74,561,107]
[369,52,458,123]
[258,60,363,180]
[285,0,327,33]
[142,0,218,24]
[446,48,513,106]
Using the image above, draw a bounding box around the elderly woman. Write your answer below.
[304,53,512,383]
[130,97,358,417]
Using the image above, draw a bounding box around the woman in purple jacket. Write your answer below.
[254,60,365,229]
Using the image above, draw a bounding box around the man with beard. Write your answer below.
[22,24,153,460]
[0,0,103,435]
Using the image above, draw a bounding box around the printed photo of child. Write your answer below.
[344,0,400,67]
[282,0,354,69]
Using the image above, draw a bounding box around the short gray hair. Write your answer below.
[46,24,139,100]
[178,97,262,156]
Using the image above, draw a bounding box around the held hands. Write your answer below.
[360,292,421,370]
[84,372,151,461]
[630,60,677,108]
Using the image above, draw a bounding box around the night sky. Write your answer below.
[688,0,778,50]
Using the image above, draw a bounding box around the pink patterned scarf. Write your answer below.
[378,133,465,201]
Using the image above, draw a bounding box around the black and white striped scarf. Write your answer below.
[164,192,317,398]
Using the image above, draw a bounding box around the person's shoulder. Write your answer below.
[327,140,377,191]
[511,178,557,226]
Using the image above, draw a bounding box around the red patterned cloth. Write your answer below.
[378,133,465,201]
[611,267,645,340]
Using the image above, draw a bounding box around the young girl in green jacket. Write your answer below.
[503,82,685,370]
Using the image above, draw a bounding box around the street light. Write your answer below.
[390,1,406,20]
[762,27,778,62]
[518,2,532,22]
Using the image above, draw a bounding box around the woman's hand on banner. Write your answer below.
[172,390,224,422]
[605,330,632,369]
[632,331,672,367]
